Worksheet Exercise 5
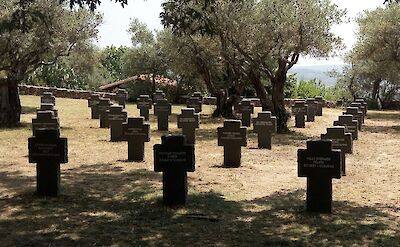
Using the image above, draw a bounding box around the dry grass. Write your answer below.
[0,95,399,246]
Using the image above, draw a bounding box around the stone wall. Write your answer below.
[19,85,116,100]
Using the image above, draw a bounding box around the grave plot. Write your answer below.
[217,120,247,167]
[154,99,172,131]
[177,108,200,145]
[292,101,307,128]
[137,95,152,121]
[123,117,150,161]
[253,111,277,149]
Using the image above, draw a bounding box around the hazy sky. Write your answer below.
[95,0,384,65]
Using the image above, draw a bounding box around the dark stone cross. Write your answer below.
[315,96,324,116]
[177,108,200,145]
[32,111,60,136]
[298,140,342,213]
[253,111,277,149]
[137,95,152,121]
[321,127,352,176]
[122,117,150,161]
[98,98,112,128]
[41,92,56,105]
[355,98,368,116]
[116,89,128,108]
[37,103,58,118]
[343,107,363,130]
[186,97,203,113]
[28,129,68,196]
[108,106,128,142]
[292,101,307,128]
[306,98,317,122]
[236,99,254,127]
[154,99,172,131]
[153,90,166,102]
[217,120,247,167]
[154,135,195,206]
[334,114,359,140]
[88,94,101,119]
[192,92,203,102]
[350,102,365,124]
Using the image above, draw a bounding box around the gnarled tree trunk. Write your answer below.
[0,78,21,128]
[248,69,272,111]
[271,68,290,133]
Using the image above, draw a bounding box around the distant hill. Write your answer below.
[288,64,344,87]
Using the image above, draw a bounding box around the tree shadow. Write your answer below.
[363,125,400,134]
[0,164,398,246]
[21,106,37,115]
[366,112,400,121]
[273,130,311,146]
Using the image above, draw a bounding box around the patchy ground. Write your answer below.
[0,95,399,246]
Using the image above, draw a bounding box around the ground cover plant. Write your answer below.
[0,95,399,246]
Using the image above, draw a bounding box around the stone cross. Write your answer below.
[217,120,247,167]
[28,128,68,196]
[236,99,254,127]
[154,99,172,131]
[350,102,365,124]
[41,92,56,105]
[186,97,203,113]
[122,117,150,161]
[116,89,128,108]
[334,115,359,140]
[88,94,101,119]
[108,106,128,142]
[315,96,324,116]
[154,135,195,206]
[298,140,342,213]
[253,111,277,149]
[98,98,112,128]
[177,108,200,145]
[153,90,166,102]
[292,101,307,128]
[321,127,353,176]
[306,98,317,122]
[32,111,60,136]
[192,92,203,102]
[38,103,58,118]
[343,107,363,130]
[355,98,368,116]
[137,95,153,121]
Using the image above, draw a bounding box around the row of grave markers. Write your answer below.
[292,96,325,128]
[297,98,368,213]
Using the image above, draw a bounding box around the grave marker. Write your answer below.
[355,98,368,116]
[192,92,203,102]
[315,96,324,116]
[154,135,195,206]
[116,89,128,108]
[137,95,152,121]
[321,127,352,176]
[177,108,200,145]
[186,97,203,113]
[32,111,59,136]
[334,115,359,140]
[37,103,58,118]
[350,102,365,124]
[41,92,56,105]
[292,101,307,128]
[298,140,342,213]
[306,98,317,122]
[153,90,166,102]
[108,106,128,142]
[236,99,254,127]
[154,99,172,131]
[343,107,363,130]
[88,93,100,119]
[123,117,150,161]
[253,111,277,149]
[98,98,112,128]
[217,120,247,167]
[28,129,68,196]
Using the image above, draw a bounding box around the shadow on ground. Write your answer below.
[0,163,398,246]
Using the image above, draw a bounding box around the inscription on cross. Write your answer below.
[154,135,195,206]
[137,95,153,121]
[98,98,112,128]
[108,106,128,142]
[334,115,359,140]
[154,99,172,131]
[298,140,342,213]
[217,120,247,167]
[343,107,363,130]
[88,94,100,119]
[292,101,307,128]
[177,108,200,145]
[253,111,277,149]
[237,99,254,127]
[28,129,68,196]
[32,111,60,136]
[186,97,203,113]
[41,92,56,105]
[116,89,128,108]
[321,127,352,176]
[122,117,150,161]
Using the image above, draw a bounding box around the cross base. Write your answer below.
[223,146,242,168]
[295,115,305,128]
[163,167,188,206]
[306,176,332,214]
[128,141,145,161]
[258,132,272,149]
[91,107,99,119]
[36,162,61,197]
[157,116,169,131]
[140,109,150,121]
